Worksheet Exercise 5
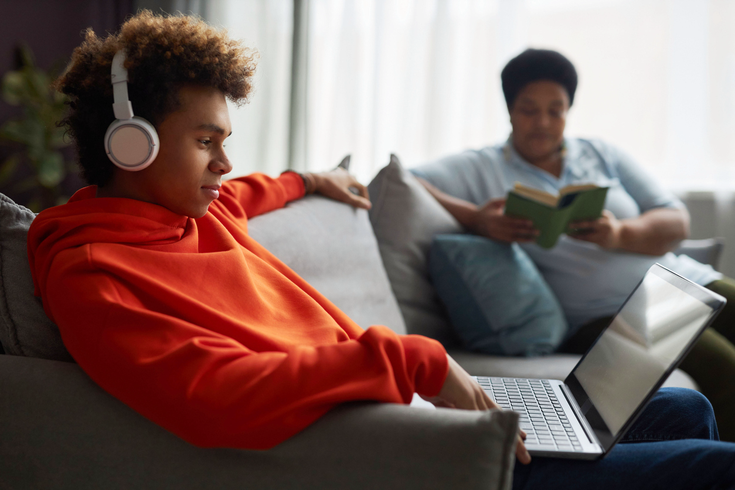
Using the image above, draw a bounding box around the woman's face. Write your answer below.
[509,80,570,164]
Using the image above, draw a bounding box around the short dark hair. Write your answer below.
[501,48,578,109]
[54,10,257,186]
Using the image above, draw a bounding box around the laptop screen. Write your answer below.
[565,264,725,450]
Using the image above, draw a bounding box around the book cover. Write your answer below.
[504,183,609,248]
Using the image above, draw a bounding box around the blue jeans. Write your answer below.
[513,388,735,490]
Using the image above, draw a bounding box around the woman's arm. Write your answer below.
[570,207,690,256]
[568,142,690,255]
[417,177,538,243]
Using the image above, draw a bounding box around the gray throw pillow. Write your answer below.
[367,154,464,346]
[0,194,73,361]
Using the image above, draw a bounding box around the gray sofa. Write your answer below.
[0,156,707,489]
[0,191,519,490]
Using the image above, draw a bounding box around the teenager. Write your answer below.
[28,11,735,489]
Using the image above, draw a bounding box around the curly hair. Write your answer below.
[54,10,257,186]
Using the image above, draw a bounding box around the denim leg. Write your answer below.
[621,387,719,442]
[512,439,735,490]
[512,388,733,490]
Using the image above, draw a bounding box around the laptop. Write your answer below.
[473,263,726,460]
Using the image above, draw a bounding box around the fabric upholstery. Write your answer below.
[247,195,406,335]
[429,234,568,356]
[367,155,464,346]
[0,354,518,490]
[0,194,71,361]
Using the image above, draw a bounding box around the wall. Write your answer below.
[0,0,132,206]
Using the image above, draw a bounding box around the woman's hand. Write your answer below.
[472,198,539,243]
[568,210,622,249]
[422,355,531,465]
[308,168,371,209]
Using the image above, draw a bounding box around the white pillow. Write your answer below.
[367,154,463,346]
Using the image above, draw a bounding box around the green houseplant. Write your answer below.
[0,45,76,212]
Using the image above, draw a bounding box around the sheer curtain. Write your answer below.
[212,0,735,190]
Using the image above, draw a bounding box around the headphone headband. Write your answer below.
[104,49,159,171]
[111,51,134,120]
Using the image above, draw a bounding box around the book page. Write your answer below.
[511,182,558,207]
[558,183,600,196]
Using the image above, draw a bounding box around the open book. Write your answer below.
[504,182,609,248]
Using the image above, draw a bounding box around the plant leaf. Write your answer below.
[38,151,65,187]
[49,126,70,149]
[29,70,50,102]
[2,71,26,106]
[19,44,35,69]
[0,120,31,145]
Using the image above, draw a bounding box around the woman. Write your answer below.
[416,48,735,441]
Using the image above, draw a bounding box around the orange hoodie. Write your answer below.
[27,172,448,449]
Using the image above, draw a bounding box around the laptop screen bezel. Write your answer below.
[564,264,726,453]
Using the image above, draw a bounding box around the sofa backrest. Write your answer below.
[0,194,72,361]
[248,195,406,334]
[0,192,407,361]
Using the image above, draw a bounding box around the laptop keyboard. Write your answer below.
[476,377,583,452]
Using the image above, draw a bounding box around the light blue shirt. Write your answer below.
[413,138,722,330]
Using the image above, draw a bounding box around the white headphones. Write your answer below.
[104,50,159,171]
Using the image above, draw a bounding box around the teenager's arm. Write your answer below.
[45,264,447,450]
[216,172,305,219]
[217,169,370,221]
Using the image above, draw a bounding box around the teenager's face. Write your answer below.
[509,80,569,164]
[134,84,233,218]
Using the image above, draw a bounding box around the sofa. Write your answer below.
[0,156,707,489]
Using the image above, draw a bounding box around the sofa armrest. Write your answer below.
[0,355,518,490]
[673,237,725,270]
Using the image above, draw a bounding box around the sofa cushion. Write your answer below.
[0,194,72,361]
[429,234,568,356]
[247,195,406,334]
[367,155,463,346]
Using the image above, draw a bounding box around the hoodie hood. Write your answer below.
[28,186,190,300]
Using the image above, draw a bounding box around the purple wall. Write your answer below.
[0,0,133,205]
[0,0,133,121]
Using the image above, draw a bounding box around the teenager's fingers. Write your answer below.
[516,436,532,464]
[350,180,370,201]
[338,185,371,209]
[348,194,372,209]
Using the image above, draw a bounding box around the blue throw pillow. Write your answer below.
[429,234,568,356]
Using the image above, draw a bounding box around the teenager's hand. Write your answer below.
[568,210,622,249]
[309,168,371,209]
[472,198,539,243]
[423,355,531,465]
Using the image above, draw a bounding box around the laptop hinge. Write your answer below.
[561,383,603,449]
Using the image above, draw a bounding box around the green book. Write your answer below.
[504,182,609,249]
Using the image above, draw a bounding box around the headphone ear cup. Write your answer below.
[105,117,160,171]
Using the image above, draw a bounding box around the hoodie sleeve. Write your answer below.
[213,172,305,220]
[46,250,449,450]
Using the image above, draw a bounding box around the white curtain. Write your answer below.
[207,0,295,178]
[212,0,735,192]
